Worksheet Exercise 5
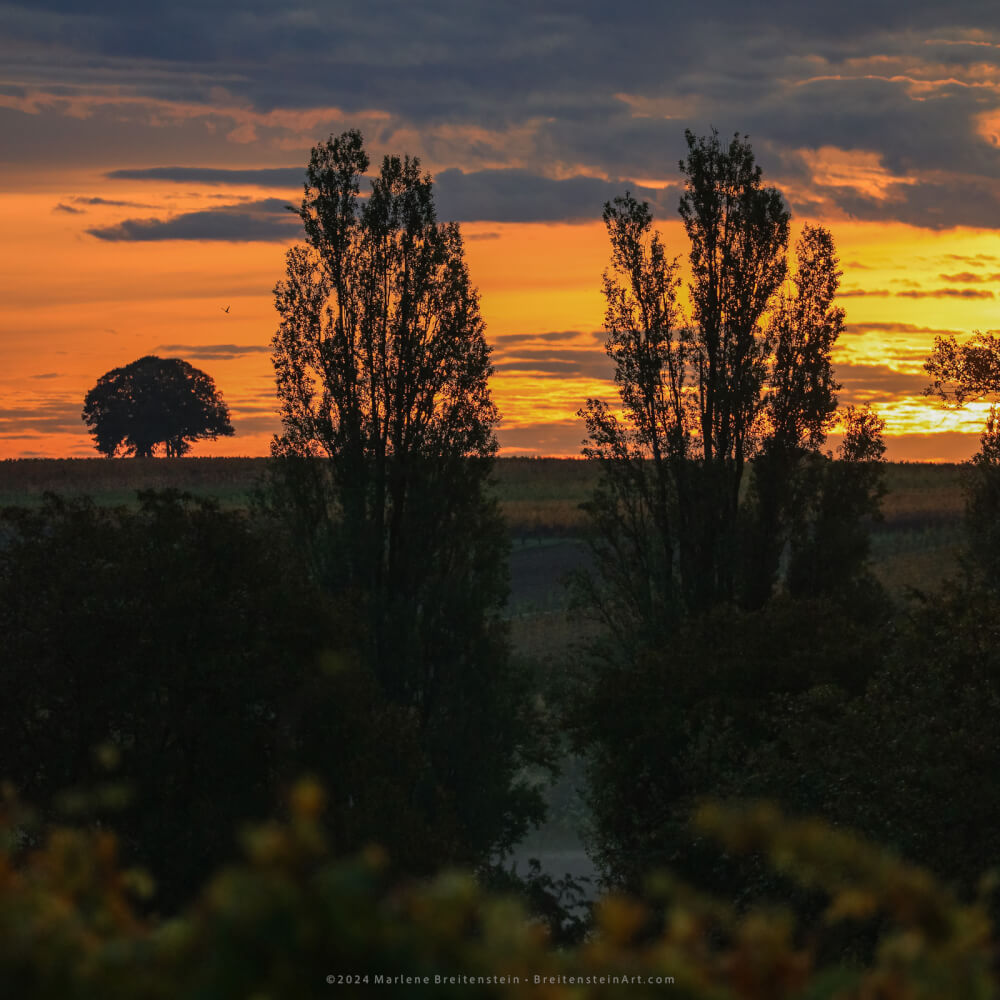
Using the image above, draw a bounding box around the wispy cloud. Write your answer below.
[155,343,272,360]
[493,330,601,344]
[87,199,298,242]
[834,361,931,402]
[73,195,158,208]
[843,321,963,335]
[896,287,994,298]
[939,271,1000,282]
[106,166,305,187]
[0,400,83,435]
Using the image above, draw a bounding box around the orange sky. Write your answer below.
[4,7,1000,460]
[2,179,997,461]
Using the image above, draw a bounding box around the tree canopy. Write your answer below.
[924,330,1000,406]
[269,129,546,865]
[578,130,885,641]
[82,355,234,458]
[571,131,889,894]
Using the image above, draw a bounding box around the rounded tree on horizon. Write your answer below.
[82,355,235,458]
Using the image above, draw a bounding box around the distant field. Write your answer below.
[0,456,602,534]
[0,456,268,510]
[2,455,969,894]
[0,454,966,527]
[0,455,970,604]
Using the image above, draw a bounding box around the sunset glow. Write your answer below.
[3,5,1000,461]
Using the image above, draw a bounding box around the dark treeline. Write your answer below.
[569,132,1000,940]
[5,128,1000,990]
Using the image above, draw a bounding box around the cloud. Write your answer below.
[107,166,306,187]
[822,176,1000,230]
[496,420,589,457]
[87,166,678,230]
[53,202,84,214]
[839,288,892,297]
[843,321,963,335]
[896,287,994,298]
[87,198,299,242]
[942,253,1000,264]
[494,357,613,380]
[6,3,1000,233]
[939,271,990,282]
[834,361,931,402]
[0,400,84,435]
[492,342,613,380]
[434,168,678,223]
[155,343,271,360]
[72,195,157,207]
[29,372,62,379]
[231,414,280,435]
[492,330,601,344]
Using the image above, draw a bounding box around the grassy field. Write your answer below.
[0,455,970,610]
[0,456,964,521]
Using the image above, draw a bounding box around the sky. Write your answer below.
[4,2,1000,460]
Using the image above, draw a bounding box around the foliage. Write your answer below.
[923,333,1000,586]
[671,575,1000,913]
[924,330,1000,405]
[2,785,996,998]
[784,403,888,601]
[268,129,547,866]
[0,491,450,909]
[962,406,1000,587]
[82,355,234,458]
[578,131,883,651]
[569,592,892,894]
[572,131,889,893]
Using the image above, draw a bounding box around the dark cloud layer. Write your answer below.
[434,169,677,223]
[73,195,157,207]
[5,1,1000,228]
[87,198,298,242]
[107,166,306,187]
[834,361,931,402]
[86,170,678,234]
[493,352,613,381]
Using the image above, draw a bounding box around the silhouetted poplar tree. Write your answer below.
[270,130,543,865]
[579,130,885,647]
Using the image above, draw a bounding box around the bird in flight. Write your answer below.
[221,305,231,314]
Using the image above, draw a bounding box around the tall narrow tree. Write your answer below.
[270,130,543,865]
[573,132,888,891]
[580,130,883,643]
